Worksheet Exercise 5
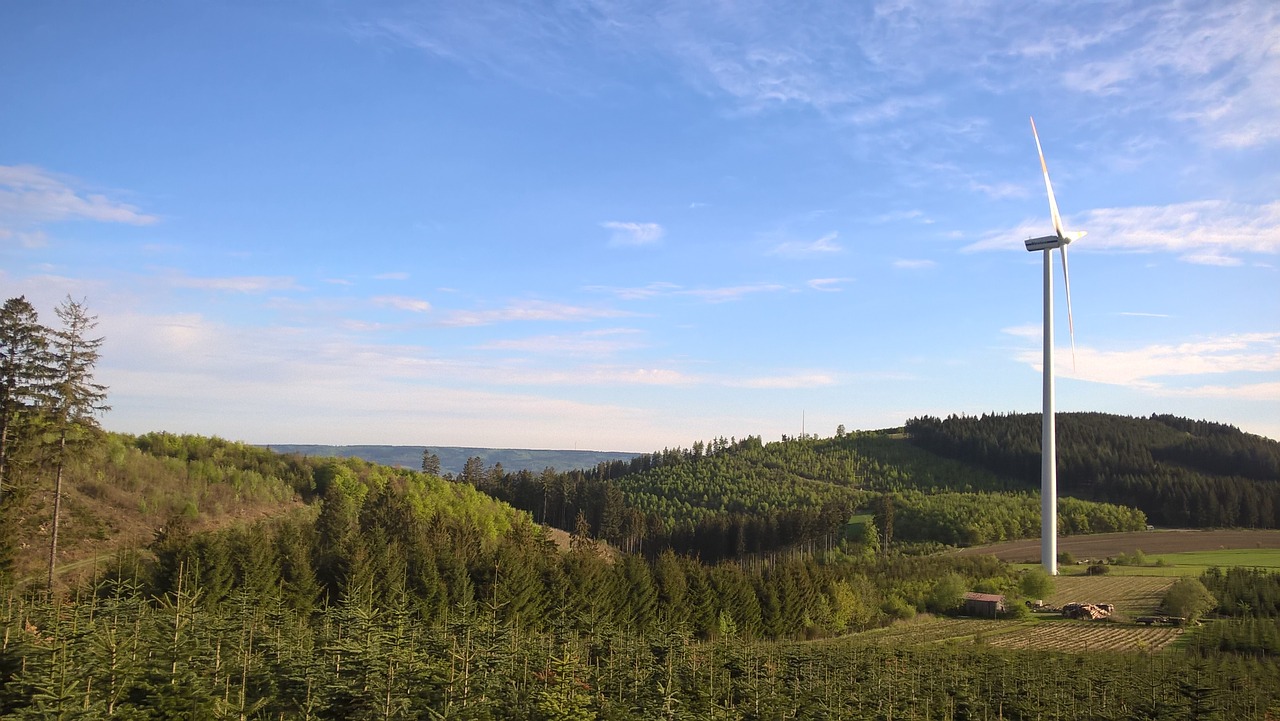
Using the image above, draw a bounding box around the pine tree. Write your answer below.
[421,449,441,476]
[45,296,110,592]
[0,296,51,503]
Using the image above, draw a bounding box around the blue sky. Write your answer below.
[2,0,1278,450]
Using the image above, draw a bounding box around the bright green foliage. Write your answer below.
[1164,578,1219,622]
[1019,567,1055,599]
[926,572,967,614]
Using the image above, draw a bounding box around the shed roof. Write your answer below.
[963,592,1005,603]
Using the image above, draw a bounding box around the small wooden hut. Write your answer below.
[962,592,1006,618]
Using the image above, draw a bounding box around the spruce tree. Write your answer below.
[0,296,52,502]
[45,296,109,592]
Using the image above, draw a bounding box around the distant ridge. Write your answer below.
[264,444,640,475]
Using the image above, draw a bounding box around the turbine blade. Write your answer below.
[1061,244,1077,372]
[1030,117,1065,239]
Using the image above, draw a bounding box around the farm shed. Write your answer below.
[963,592,1006,618]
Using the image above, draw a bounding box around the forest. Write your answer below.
[467,432,1147,560]
[5,295,1280,718]
[906,412,1280,528]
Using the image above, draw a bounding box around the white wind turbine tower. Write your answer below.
[1024,117,1084,576]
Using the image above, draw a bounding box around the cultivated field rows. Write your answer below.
[1045,576,1177,617]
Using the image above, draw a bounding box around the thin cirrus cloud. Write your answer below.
[438,299,633,327]
[729,372,837,389]
[586,281,786,303]
[0,165,156,248]
[1055,0,1280,148]
[768,232,843,258]
[0,164,158,227]
[1008,330,1280,398]
[372,295,432,313]
[168,273,300,294]
[601,221,665,246]
[967,200,1280,264]
[474,328,645,355]
[807,278,849,292]
[892,259,937,270]
[353,1,1278,157]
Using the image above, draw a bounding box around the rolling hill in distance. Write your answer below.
[264,444,641,476]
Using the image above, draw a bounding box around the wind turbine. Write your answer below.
[1025,117,1084,576]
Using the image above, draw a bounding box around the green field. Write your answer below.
[1016,548,1280,578]
[1146,548,1280,569]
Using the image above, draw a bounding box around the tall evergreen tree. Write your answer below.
[45,296,109,592]
[0,296,51,502]
[421,449,441,476]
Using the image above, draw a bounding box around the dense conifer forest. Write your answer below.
[6,295,1280,717]
[469,432,1147,560]
[906,412,1280,527]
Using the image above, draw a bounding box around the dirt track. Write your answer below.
[952,529,1280,562]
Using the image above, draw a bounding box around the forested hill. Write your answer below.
[1,431,527,587]
[905,412,1280,528]
[266,444,638,475]
[471,432,1147,561]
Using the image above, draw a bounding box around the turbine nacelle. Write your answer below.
[1024,230,1085,252]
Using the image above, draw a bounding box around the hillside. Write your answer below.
[6,422,1280,718]
[1,432,528,588]
[471,431,1147,560]
[265,443,639,475]
[906,412,1280,527]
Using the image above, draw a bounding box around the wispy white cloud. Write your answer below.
[1180,252,1244,267]
[968,200,1280,259]
[374,271,410,280]
[1009,331,1280,395]
[1158,381,1280,401]
[807,277,850,292]
[1001,324,1041,340]
[439,300,632,327]
[169,273,300,294]
[1055,0,1280,148]
[892,259,936,270]
[587,281,786,303]
[585,281,681,301]
[729,372,837,389]
[372,295,432,313]
[0,229,48,248]
[769,232,842,258]
[676,284,786,303]
[602,221,665,246]
[873,209,930,224]
[0,165,157,244]
[968,181,1028,201]
[475,328,645,356]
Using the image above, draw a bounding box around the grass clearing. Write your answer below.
[956,529,1280,562]
[1145,548,1280,570]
